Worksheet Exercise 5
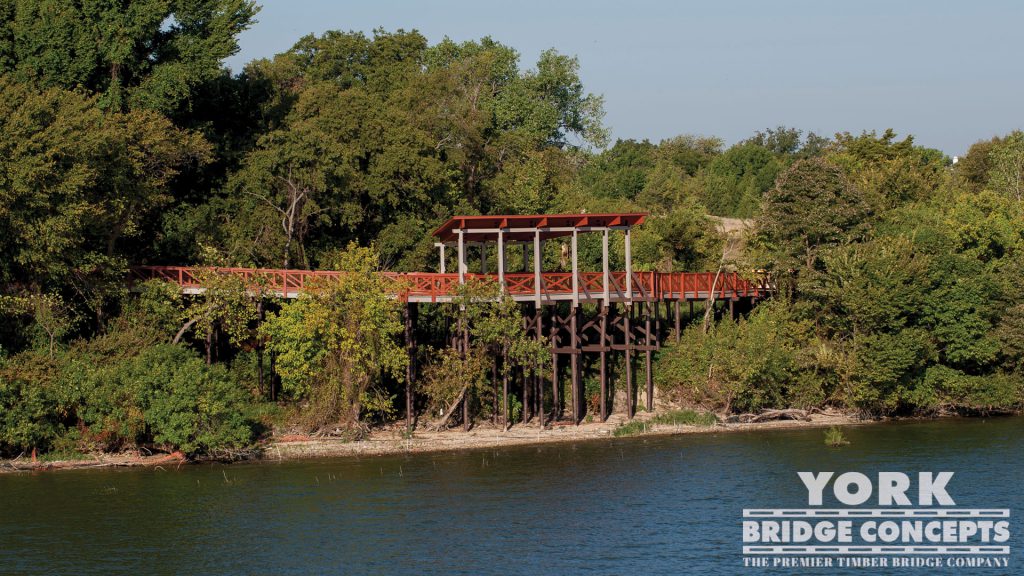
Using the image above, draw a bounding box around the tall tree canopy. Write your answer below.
[0,0,258,113]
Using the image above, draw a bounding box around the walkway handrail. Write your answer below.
[129,266,774,302]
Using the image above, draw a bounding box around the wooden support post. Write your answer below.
[523,309,532,424]
[570,305,580,424]
[536,305,545,428]
[654,300,662,350]
[551,307,559,420]
[269,350,277,401]
[462,321,470,431]
[257,299,265,398]
[438,243,446,274]
[674,299,681,343]
[404,302,417,431]
[729,298,736,320]
[600,305,609,421]
[502,347,509,429]
[624,305,633,419]
[645,301,654,412]
[492,349,499,425]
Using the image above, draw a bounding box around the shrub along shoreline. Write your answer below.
[0,407,881,472]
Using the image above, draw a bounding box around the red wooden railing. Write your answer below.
[129,266,771,302]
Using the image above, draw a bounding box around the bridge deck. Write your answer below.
[131,266,770,304]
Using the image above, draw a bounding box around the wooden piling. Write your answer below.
[523,307,532,424]
[645,301,654,412]
[551,306,560,419]
[502,347,509,429]
[404,302,417,431]
[570,305,580,424]
[462,320,470,432]
[624,304,633,419]
[600,305,609,422]
[674,299,681,343]
[536,305,545,428]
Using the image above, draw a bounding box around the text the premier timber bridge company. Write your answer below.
[742,472,1011,569]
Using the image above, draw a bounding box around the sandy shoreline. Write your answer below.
[1,410,865,472]
[265,411,861,460]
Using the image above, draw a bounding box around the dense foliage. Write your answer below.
[1,6,1022,457]
[658,131,1024,416]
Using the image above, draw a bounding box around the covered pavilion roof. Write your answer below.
[431,213,647,243]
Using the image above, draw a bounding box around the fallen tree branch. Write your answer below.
[730,409,811,423]
[433,384,470,431]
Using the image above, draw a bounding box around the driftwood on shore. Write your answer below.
[727,409,811,423]
[432,384,469,431]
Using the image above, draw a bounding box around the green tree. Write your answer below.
[422,279,547,428]
[0,79,210,290]
[700,142,782,217]
[987,131,1024,201]
[260,244,407,430]
[0,0,258,113]
[759,158,870,270]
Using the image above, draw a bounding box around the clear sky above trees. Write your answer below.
[226,0,1022,155]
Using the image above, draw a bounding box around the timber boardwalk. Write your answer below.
[132,213,772,428]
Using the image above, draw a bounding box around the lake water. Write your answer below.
[1,417,1022,575]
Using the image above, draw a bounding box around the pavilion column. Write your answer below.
[624,227,633,303]
[602,229,610,304]
[438,243,446,274]
[497,229,505,292]
[533,229,542,307]
[457,230,466,284]
[571,229,579,308]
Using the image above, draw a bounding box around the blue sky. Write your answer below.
[226,0,1022,155]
